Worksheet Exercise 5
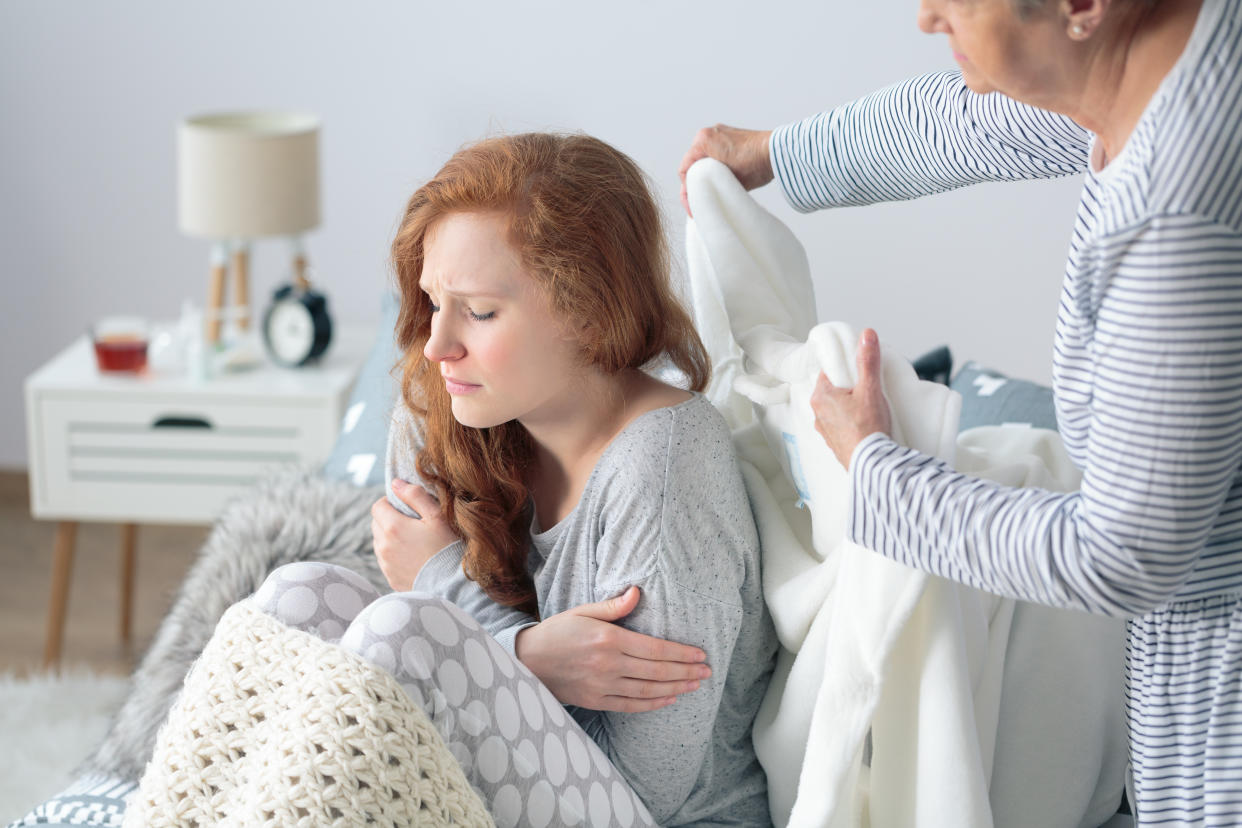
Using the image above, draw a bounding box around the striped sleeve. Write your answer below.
[847,214,1242,616]
[770,70,1091,212]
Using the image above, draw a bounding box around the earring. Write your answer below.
[1071,22,1086,37]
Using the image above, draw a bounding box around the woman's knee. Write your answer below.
[342,593,495,678]
[252,561,384,638]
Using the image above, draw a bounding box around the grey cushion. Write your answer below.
[950,361,1058,432]
[321,292,402,487]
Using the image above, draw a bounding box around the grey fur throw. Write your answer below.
[80,468,390,782]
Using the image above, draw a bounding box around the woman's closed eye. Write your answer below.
[425,298,493,321]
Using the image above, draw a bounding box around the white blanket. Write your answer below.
[684,159,1126,828]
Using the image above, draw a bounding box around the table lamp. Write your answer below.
[177,111,320,344]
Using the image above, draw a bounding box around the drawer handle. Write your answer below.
[151,416,213,430]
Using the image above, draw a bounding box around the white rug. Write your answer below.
[0,670,128,825]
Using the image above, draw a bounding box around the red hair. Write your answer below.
[391,133,709,615]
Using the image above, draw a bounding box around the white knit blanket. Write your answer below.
[124,600,494,828]
[685,159,1126,828]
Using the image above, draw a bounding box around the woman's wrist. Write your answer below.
[849,431,891,471]
[513,623,548,677]
[407,539,465,592]
[754,129,775,185]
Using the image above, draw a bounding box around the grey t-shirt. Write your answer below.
[386,393,777,826]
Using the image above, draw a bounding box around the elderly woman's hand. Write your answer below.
[371,480,460,591]
[678,124,775,216]
[810,328,894,469]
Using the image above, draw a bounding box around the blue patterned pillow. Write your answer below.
[950,361,1058,432]
[8,774,136,827]
[321,292,401,487]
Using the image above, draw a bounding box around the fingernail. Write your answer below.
[392,478,405,489]
[696,650,708,662]
[687,681,701,692]
[699,666,712,679]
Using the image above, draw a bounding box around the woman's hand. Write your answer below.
[371,479,460,591]
[678,124,775,216]
[810,328,894,469]
[515,586,712,713]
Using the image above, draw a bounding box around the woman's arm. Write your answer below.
[382,403,539,641]
[514,586,710,713]
[411,532,712,706]
[567,403,773,825]
[384,399,719,700]
[828,215,1242,616]
[576,578,751,824]
[772,70,1091,212]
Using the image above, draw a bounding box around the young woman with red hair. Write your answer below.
[254,133,778,827]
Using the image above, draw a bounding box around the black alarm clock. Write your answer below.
[262,282,333,367]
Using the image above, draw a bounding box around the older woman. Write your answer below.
[681,0,1241,824]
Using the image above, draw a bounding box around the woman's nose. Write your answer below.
[917,0,946,34]
[423,315,463,363]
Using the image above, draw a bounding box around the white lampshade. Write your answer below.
[177,111,320,239]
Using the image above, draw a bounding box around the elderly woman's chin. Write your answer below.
[958,68,999,96]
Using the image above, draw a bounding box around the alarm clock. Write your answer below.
[262,283,333,367]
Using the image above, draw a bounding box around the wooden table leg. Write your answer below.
[43,521,78,670]
[120,523,137,644]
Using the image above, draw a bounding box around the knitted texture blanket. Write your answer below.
[123,600,494,828]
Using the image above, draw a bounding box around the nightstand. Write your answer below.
[24,326,371,667]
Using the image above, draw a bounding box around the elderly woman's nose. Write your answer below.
[917,0,946,34]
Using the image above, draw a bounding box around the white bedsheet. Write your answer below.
[684,158,1126,828]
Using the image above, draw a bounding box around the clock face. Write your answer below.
[266,300,316,364]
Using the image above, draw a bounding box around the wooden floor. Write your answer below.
[0,470,204,678]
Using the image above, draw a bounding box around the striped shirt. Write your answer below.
[770,2,1242,825]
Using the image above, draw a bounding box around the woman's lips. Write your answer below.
[444,376,481,395]
[953,50,968,63]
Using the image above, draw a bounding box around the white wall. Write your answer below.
[0,0,1084,470]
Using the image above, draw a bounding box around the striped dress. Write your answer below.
[770,2,1242,824]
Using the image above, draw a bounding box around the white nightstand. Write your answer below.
[24,326,371,666]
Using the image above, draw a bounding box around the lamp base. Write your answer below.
[205,242,251,345]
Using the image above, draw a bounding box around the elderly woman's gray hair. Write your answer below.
[1013,0,1159,18]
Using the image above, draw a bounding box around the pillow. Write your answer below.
[321,292,401,487]
[911,345,953,386]
[8,774,137,827]
[949,361,1058,432]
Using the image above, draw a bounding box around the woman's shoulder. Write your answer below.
[1140,0,1242,226]
[595,393,755,541]
[590,393,758,599]
[600,392,739,482]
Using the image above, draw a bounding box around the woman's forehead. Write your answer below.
[420,212,529,297]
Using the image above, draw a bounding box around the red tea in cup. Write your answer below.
[94,334,148,371]
[91,317,149,373]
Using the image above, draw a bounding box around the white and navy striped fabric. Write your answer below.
[771,2,1242,825]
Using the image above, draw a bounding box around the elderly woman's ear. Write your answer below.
[1060,0,1108,40]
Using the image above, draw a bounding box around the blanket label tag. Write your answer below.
[782,431,812,507]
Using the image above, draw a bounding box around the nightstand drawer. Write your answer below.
[29,395,339,524]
